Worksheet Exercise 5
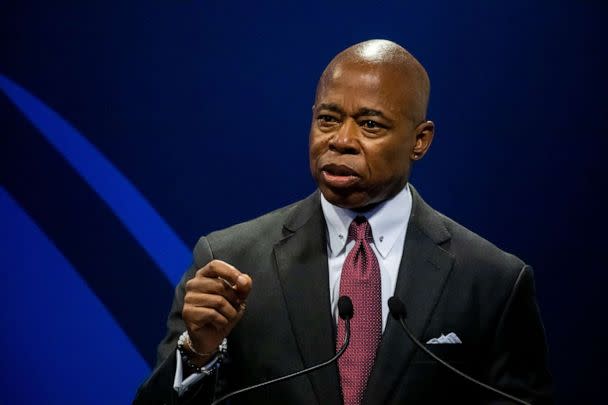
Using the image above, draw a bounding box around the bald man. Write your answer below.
[134,40,553,404]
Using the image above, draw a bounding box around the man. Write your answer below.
[134,39,553,404]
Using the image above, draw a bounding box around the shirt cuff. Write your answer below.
[173,349,220,396]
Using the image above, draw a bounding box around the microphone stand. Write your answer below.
[209,295,354,405]
[209,318,350,405]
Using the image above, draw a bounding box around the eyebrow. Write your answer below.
[316,103,390,121]
[316,103,344,115]
[355,108,385,119]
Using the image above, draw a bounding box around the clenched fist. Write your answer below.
[182,260,252,364]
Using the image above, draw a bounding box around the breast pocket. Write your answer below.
[411,343,469,365]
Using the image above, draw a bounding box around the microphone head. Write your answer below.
[388,296,407,319]
[337,296,354,320]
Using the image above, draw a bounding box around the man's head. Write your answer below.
[309,39,434,211]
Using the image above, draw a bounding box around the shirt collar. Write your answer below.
[320,184,412,259]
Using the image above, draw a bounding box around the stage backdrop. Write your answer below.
[1,1,606,403]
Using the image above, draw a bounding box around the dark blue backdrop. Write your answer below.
[1,1,606,403]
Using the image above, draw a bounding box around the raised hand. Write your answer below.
[182,259,252,364]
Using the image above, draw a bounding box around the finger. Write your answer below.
[234,273,253,301]
[184,292,239,320]
[186,277,240,304]
[197,260,244,286]
[196,260,252,301]
[233,300,248,324]
[182,305,230,329]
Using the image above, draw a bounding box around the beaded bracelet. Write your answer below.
[177,331,227,375]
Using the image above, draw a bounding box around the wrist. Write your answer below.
[177,331,227,374]
[184,333,218,358]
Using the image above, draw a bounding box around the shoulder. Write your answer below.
[439,212,530,301]
[411,189,534,324]
[192,191,320,265]
[410,186,527,286]
[439,212,524,272]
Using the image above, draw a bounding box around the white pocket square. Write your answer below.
[426,332,462,344]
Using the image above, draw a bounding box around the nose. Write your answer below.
[328,118,360,154]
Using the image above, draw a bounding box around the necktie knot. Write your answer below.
[348,216,373,243]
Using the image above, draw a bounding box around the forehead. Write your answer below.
[316,63,412,117]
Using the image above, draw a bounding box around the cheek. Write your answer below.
[369,142,411,178]
[308,140,319,161]
[309,132,328,160]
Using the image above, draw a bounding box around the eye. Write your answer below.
[362,120,378,128]
[318,115,337,123]
[359,120,386,130]
[317,114,340,128]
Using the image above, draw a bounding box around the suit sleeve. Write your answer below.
[133,237,220,405]
[484,265,554,404]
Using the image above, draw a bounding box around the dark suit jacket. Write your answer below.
[134,187,553,404]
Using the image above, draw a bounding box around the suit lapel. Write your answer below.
[364,187,455,405]
[273,191,342,405]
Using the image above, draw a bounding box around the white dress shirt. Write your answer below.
[174,184,412,393]
[321,184,412,332]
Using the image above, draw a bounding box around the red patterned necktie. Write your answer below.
[337,216,382,405]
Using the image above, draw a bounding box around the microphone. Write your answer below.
[387,296,530,405]
[209,296,354,405]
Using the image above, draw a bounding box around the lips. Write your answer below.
[322,164,359,176]
[320,164,360,188]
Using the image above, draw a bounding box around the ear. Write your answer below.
[410,120,434,161]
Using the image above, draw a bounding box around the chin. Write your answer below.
[319,187,370,210]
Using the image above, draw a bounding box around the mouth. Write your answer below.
[320,164,361,188]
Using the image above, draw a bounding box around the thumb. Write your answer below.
[233,301,248,324]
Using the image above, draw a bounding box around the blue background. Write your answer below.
[1,1,606,403]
